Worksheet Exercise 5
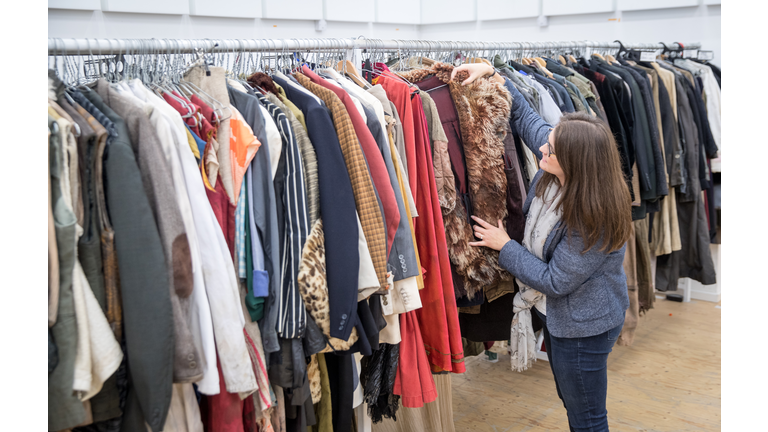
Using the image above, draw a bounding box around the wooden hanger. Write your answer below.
[592,52,606,61]
[335,59,370,89]
[468,57,493,67]
[533,57,547,68]
[558,55,566,65]
[605,54,617,64]
[568,54,577,64]
[419,56,436,66]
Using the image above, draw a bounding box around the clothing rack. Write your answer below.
[47,37,701,56]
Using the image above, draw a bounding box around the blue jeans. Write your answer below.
[536,308,623,432]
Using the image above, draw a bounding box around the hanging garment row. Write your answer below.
[47,40,720,432]
[438,46,721,359]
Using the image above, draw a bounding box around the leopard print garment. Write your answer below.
[297,218,359,352]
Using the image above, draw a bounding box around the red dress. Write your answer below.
[410,94,465,374]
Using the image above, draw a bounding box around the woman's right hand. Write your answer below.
[450,63,496,86]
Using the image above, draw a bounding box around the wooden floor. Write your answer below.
[451,296,721,431]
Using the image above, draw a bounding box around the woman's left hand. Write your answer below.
[468,216,511,251]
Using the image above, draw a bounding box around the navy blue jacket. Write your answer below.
[274,75,360,341]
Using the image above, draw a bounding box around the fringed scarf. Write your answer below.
[510,181,561,372]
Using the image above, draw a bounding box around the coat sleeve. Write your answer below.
[498,230,612,298]
[502,77,553,161]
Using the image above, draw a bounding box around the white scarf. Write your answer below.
[510,181,562,372]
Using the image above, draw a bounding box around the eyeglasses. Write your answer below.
[547,128,555,156]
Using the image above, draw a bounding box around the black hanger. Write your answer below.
[660,42,683,59]
[614,40,641,62]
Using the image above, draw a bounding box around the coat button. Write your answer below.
[341,314,347,319]
[187,354,195,361]
[189,361,197,369]
[338,326,344,331]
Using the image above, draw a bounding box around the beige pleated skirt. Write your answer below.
[371,373,455,432]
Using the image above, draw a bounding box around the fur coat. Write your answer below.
[400,63,513,298]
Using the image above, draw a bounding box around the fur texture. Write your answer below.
[297,219,359,352]
[307,355,321,404]
[401,63,513,297]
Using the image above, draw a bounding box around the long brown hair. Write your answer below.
[535,112,632,253]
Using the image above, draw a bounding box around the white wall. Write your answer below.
[420,1,721,64]
[48,0,720,64]
[48,0,420,41]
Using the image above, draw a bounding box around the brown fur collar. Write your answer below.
[401,63,513,297]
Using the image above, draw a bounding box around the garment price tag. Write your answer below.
[640,51,657,62]
[698,50,714,60]
[683,49,698,59]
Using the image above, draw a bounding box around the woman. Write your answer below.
[452,63,631,431]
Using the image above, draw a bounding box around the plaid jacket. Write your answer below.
[294,73,388,287]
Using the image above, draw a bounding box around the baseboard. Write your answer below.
[690,289,721,303]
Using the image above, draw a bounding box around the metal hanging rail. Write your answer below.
[47,37,701,56]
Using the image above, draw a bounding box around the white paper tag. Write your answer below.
[683,49,699,59]
[640,51,657,62]
[698,50,714,60]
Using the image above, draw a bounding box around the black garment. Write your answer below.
[509,117,533,192]
[459,291,517,342]
[652,74,684,188]
[705,159,718,242]
[544,59,574,77]
[273,75,360,343]
[687,78,712,192]
[576,67,635,198]
[326,353,355,432]
[503,120,527,244]
[621,61,669,198]
[595,60,656,201]
[509,60,537,76]
[361,343,401,423]
[655,190,717,289]
[455,286,484,307]
[344,298,381,356]
[671,73,699,203]
[655,68,717,289]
